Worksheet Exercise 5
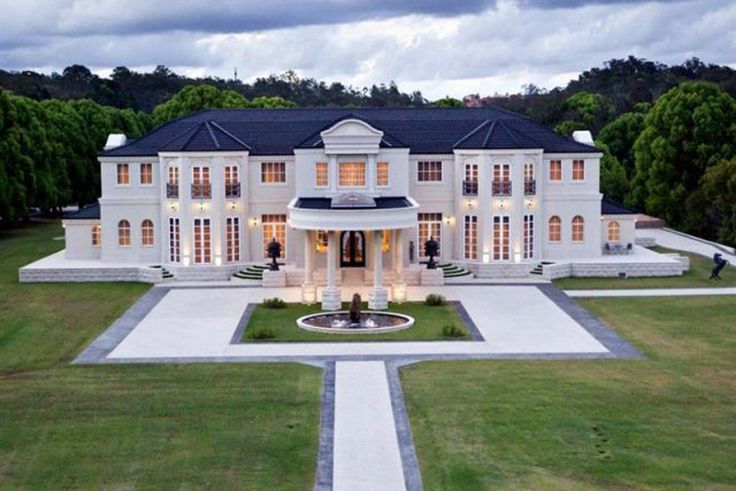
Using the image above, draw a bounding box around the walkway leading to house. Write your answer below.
[637,228,736,262]
[566,287,736,298]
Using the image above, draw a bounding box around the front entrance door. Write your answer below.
[340,231,365,267]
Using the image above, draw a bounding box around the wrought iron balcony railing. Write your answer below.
[462,180,478,196]
[524,178,536,195]
[166,182,179,199]
[191,183,212,199]
[225,182,241,198]
[492,180,512,196]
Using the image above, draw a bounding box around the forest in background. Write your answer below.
[1,56,735,245]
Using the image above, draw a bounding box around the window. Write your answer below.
[141,219,154,247]
[167,166,179,198]
[572,215,585,242]
[608,221,620,242]
[339,162,366,187]
[193,218,212,264]
[225,165,240,198]
[192,166,211,199]
[464,215,478,260]
[315,162,329,187]
[168,218,180,263]
[140,163,153,185]
[226,217,240,262]
[91,224,101,247]
[463,163,478,195]
[382,230,391,253]
[376,161,389,187]
[118,220,131,246]
[262,214,287,259]
[117,164,129,185]
[524,163,534,181]
[168,166,179,185]
[493,215,510,261]
[261,162,286,183]
[524,163,535,195]
[572,160,585,181]
[417,161,442,182]
[549,216,561,242]
[316,230,328,253]
[492,164,511,195]
[549,160,562,182]
[523,215,534,259]
[418,213,442,257]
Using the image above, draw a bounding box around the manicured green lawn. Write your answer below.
[554,246,735,289]
[401,295,736,489]
[0,223,322,489]
[242,301,471,342]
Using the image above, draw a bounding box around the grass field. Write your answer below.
[401,295,736,489]
[242,301,470,342]
[554,246,735,290]
[0,223,322,489]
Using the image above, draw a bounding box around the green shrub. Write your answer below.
[263,297,287,309]
[247,327,275,340]
[441,324,468,338]
[424,293,447,306]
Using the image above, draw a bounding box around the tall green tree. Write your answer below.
[433,96,464,108]
[631,82,736,234]
[596,140,629,203]
[597,103,649,179]
[555,91,614,135]
[700,158,736,247]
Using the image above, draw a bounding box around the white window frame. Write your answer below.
[139,163,153,186]
[118,219,131,247]
[548,160,562,183]
[417,161,443,183]
[260,161,287,185]
[607,221,620,243]
[262,214,287,260]
[168,217,181,263]
[492,215,510,261]
[523,214,534,259]
[91,224,101,248]
[141,219,154,247]
[193,217,212,264]
[116,163,130,186]
[417,213,443,259]
[463,215,478,260]
[548,216,562,243]
[226,216,241,263]
[338,161,367,188]
[572,215,585,243]
[376,161,390,187]
[572,159,586,182]
[315,162,329,188]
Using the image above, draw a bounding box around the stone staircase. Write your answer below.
[233,264,269,281]
[438,263,473,279]
[529,261,555,276]
[150,265,175,282]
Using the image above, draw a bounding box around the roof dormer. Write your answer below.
[319,118,384,154]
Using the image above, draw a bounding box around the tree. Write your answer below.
[555,91,614,135]
[597,103,649,179]
[630,82,736,234]
[433,96,464,108]
[596,140,629,203]
[247,96,297,109]
[700,158,736,247]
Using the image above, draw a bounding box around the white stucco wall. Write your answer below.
[63,220,101,259]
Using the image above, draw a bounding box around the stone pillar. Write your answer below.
[301,230,316,304]
[321,230,341,310]
[391,228,407,303]
[369,230,388,309]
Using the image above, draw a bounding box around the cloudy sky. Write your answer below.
[1,0,734,99]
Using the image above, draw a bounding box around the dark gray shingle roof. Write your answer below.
[601,197,638,215]
[64,203,100,220]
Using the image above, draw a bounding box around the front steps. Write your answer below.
[530,261,555,276]
[150,265,175,282]
[438,263,473,279]
[233,264,269,281]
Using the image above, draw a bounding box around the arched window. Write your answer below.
[607,221,620,242]
[572,215,584,242]
[141,219,154,246]
[548,216,561,242]
[91,224,101,247]
[118,220,131,246]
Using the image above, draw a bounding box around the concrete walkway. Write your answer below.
[637,228,736,262]
[567,287,736,297]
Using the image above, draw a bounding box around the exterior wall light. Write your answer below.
[250,217,260,228]
[524,198,534,209]
[228,201,237,211]
[498,199,506,210]
[182,256,191,266]
[215,255,222,266]
[514,252,521,263]
[169,202,179,212]
[443,215,455,226]
[466,199,476,209]
[196,201,207,212]
[482,252,490,264]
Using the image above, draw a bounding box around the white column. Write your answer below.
[391,228,407,303]
[329,155,338,193]
[301,230,316,304]
[369,230,388,309]
[367,154,376,194]
[321,230,341,310]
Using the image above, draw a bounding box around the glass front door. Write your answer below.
[340,231,365,267]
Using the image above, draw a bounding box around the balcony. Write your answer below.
[524,178,536,195]
[191,183,212,199]
[225,182,241,199]
[166,182,179,199]
[462,180,478,196]
[492,180,512,196]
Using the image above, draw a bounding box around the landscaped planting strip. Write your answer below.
[314,362,335,491]
[386,361,424,491]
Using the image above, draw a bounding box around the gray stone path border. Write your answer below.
[73,287,170,364]
[315,362,335,491]
[386,361,424,491]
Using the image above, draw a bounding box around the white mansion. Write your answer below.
[23,107,685,308]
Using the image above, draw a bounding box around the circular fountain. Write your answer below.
[296,293,415,334]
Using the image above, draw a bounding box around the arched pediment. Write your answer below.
[320,118,383,154]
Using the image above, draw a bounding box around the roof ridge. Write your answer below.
[157,123,200,151]
[179,122,204,150]
[495,119,524,148]
[481,120,497,148]
[453,119,491,148]
[209,121,252,150]
[204,121,221,150]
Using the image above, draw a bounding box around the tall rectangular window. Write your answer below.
[225,165,240,198]
[418,213,442,258]
[549,160,562,181]
[417,161,442,182]
[193,218,211,264]
[91,224,101,247]
[262,214,287,259]
[524,162,535,195]
[463,215,478,260]
[261,162,286,183]
[168,166,179,185]
[168,217,180,263]
[463,163,478,195]
[316,230,328,253]
[339,162,366,187]
[117,163,129,185]
[493,215,510,261]
[192,166,211,199]
[572,159,585,181]
[492,164,511,196]
[226,217,240,262]
[376,161,389,187]
[523,215,534,259]
[140,163,153,185]
[315,162,329,187]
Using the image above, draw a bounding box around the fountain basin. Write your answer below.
[296,311,415,334]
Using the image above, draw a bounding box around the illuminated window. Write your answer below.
[168,218,180,263]
[418,213,442,257]
[192,166,211,199]
[118,220,131,246]
[140,163,153,185]
[168,166,179,185]
[549,160,562,181]
[572,160,585,181]
[523,215,534,259]
[225,165,240,198]
[572,215,584,242]
[376,161,389,187]
[141,219,154,246]
[91,224,101,247]
[608,221,620,242]
[339,162,366,187]
[316,230,328,253]
[417,161,442,182]
[262,214,287,259]
[261,162,286,183]
[492,164,511,195]
[382,230,390,253]
[549,216,561,242]
[226,217,240,262]
[193,218,212,264]
[315,162,329,187]
[493,215,510,261]
[117,164,129,185]
[464,215,478,260]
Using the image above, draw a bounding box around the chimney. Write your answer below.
[571,130,594,146]
[104,134,127,150]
